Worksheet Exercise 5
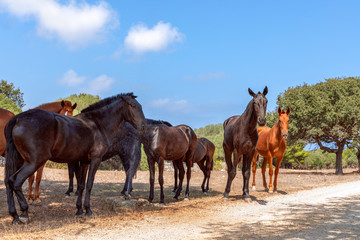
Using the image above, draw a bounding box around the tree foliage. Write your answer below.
[276,77,360,174]
[0,80,25,108]
[0,94,22,114]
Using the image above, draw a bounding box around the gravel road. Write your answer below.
[79,181,360,240]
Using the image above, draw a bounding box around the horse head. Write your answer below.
[120,94,147,135]
[248,86,268,126]
[60,101,77,116]
[278,106,290,139]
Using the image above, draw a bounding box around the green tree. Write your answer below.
[0,80,25,108]
[58,93,101,115]
[0,94,22,114]
[276,77,360,175]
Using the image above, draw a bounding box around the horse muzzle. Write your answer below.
[281,133,288,139]
[258,118,266,126]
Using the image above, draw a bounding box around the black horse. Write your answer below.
[173,137,215,193]
[141,119,197,203]
[223,87,268,199]
[65,120,144,199]
[4,93,146,224]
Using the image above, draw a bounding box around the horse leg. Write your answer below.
[197,161,207,192]
[158,159,165,204]
[33,164,45,204]
[83,159,102,216]
[224,149,239,198]
[184,159,192,199]
[65,162,75,196]
[252,152,259,190]
[26,174,35,204]
[147,157,156,203]
[268,157,274,193]
[273,156,283,193]
[12,162,43,224]
[74,161,81,195]
[242,153,254,200]
[75,163,89,216]
[172,161,178,193]
[174,160,185,200]
[261,157,269,191]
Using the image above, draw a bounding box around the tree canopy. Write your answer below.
[276,77,360,174]
[0,94,22,114]
[0,80,24,109]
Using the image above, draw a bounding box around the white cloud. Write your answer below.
[58,70,115,95]
[148,98,192,112]
[0,0,118,48]
[124,21,184,54]
[59,69,86,87]
[87,74,115,93]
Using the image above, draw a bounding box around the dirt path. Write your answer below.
[79,181,360,240]
[1,168,359,239]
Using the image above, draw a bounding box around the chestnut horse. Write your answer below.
[0,108,15,156]
[27,101,77,204]
[252,107,290,193]
[173,137,215,193]
[223,87,268,199]
[141,119,197,203]
[4,93,146,224]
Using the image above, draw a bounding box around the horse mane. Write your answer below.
[146,119,173,127]
[81,93,135,113]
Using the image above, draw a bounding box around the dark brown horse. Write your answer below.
[5,93,146,224]
[173,137,215,193]
[141,119,197,203]
[252,107,290,193]
[223,87,268,199]
[27,101,77,204]
[0,108,15,156]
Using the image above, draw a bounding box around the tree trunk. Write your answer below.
[335,145,344,175]
[356,150,360,173]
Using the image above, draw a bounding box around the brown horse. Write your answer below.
[27,101,77,204]
[0,108,15,156]
[5,93,146,224]
[141,119,197,203]
[223,87,268,199]
[173,137,215,193]
[252,107,290,193]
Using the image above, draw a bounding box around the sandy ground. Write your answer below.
[0,167,359,239]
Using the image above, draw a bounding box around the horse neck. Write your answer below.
[36,102,61,113]
[242,100,258,133]
[82,102,126,137]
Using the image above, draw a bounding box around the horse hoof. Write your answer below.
[274,190,278,193]
[33,198,41,204]
[28,199,33,205]
[252,186,256,191]
[19,216,30,224]
[184,197,190,201]
[223,192,229,199]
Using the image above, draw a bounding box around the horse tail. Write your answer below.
[210,157,214,170]
[4,118,23,185]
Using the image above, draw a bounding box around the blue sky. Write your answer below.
[1,0,359,129]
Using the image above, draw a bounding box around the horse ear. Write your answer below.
[248,88,256,97]
[278,107,282,115]
[286,107,290,115]
[263,86,268,96]
[72,103,77,110]
[61,100,65,108]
